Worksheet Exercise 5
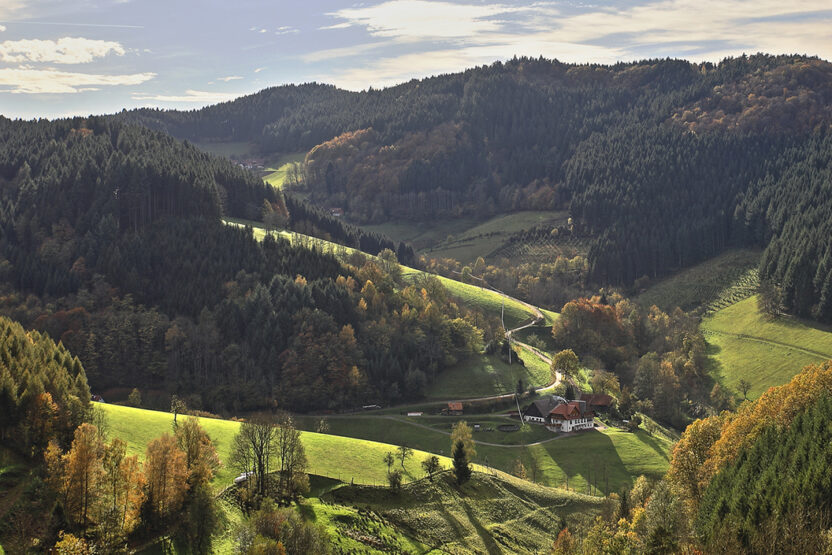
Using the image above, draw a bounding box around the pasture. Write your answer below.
[262,152,306,188]
[101,404,459,489]
[424,350,551,400]
[295,414,673,494]
[702,295,832,399]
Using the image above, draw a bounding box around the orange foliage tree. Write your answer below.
[145,433,190,522]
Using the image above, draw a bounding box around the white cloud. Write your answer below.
[131,89,242,103]
[275,26,299,35]
[328,0,517,41]
[0,66,155,93]
[217,75,242,82]
[0,37,125,64]
[254,67,265,73]
[316,0,832,90]
[0,25,6,32]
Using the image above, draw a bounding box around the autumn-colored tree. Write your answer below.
[704,361,832,483]
[450,421,476,460]
[46,423,105,529]
[30,391,58,457]
[175,416,221,487]
[145,433,190,522]
[54,531,92,554]
[667,415,724,510]
[98,437,146,543]
[551,527,576,555]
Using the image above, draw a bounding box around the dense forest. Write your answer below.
[0,118,482,413]
[122,54,832,321]
[556,360,832,553]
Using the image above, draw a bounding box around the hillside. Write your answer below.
[324,471,602,554]
[120,55,832,325]
[702,296,832,398]
[0,119,491,415]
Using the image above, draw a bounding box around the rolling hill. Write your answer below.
[702,296,832,399]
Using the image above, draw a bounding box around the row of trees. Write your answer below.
[40,416,221,553]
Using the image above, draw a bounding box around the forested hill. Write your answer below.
[0,118,483,413]
[122,54,832,322]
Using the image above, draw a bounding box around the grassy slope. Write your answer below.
[295,415,672,494]
[262,152,305,188]
[636,249,761,313]
[192,141,256,158]
[101,404,461,489]
[326,471,602,554]
[702,295,832,399]
[422,211,569,264]
[425,350,550,399]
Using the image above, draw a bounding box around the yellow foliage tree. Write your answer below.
[145,433,190,521]
[46,423,104,529]
[175,416,221,487]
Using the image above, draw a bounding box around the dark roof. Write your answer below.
[524,397,563,418]
[580,393,614,407]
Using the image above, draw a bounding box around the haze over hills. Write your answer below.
[121,54,832,322]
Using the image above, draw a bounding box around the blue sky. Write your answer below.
[1,0,830,119]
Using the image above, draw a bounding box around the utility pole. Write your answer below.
[502,297,511,365]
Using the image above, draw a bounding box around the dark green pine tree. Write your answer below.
[452,440,471,486]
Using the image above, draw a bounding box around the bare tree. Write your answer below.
[274,412,307,500]
[230,413,276,496]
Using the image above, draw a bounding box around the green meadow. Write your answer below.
[262,152,306,188]
[295,414,673,494]
[425,349,551,400]
[101,404,458,489]
[702,295,832,399]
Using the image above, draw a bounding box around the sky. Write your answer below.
[1,0,831,119]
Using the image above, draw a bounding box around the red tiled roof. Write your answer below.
[448,402,463,411]
[550,404,578,417]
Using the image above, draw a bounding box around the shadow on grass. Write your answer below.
[633,430,670,461]
[539,430,631,495]
[461,499,504,555]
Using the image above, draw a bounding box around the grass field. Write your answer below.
[636,249,761,313]
[362,218,481,251]
[403,268,535,330]
[295,414,673,494]
[702,295,832,399]
[326,471,602,553]
[192,141,256,158]
[262,152,305,188]
[101,404,462,489]
[364,211,569,263]
[422,211,570,264]
[425,350,550,399]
